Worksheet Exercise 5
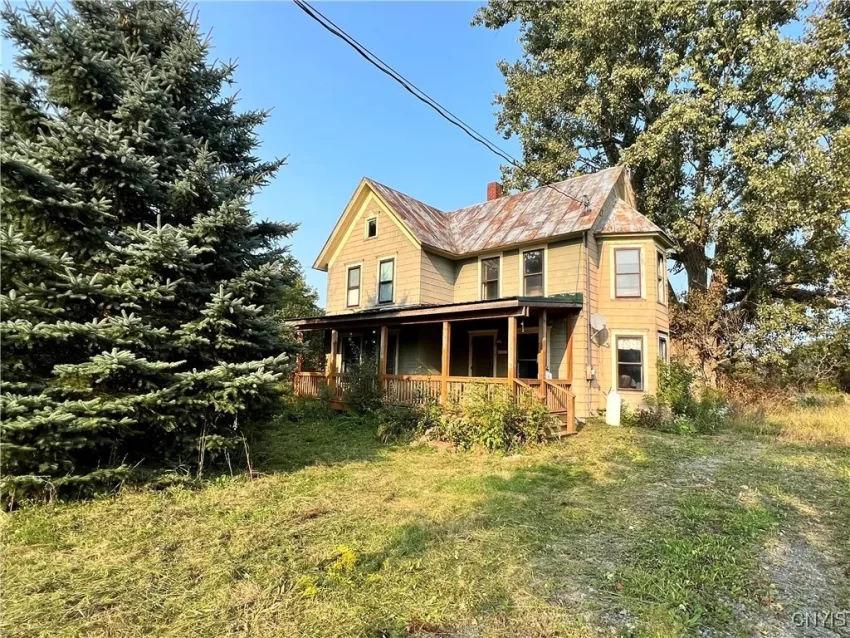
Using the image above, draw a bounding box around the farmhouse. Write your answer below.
[290,166,674,430]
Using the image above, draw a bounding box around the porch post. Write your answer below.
[507,316,517,399]
[566,315,574,384]
[327,329,339,394]
[295,331,304,374]
[567,391,577,434]
[538,310,547,400]
[379,325,389,389]
[441,321,451,407]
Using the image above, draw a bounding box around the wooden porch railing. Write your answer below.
[383,375,442,404]
[293,372,576,434]
[294,371,324,398]
[513,378,538,406]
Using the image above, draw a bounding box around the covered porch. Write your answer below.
[290,297,581,434]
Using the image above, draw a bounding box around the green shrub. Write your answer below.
[626,361,729,435]
[658,360,697,415]
[341,353,383,414]
[435,384,555,452]
[375,399,441,443]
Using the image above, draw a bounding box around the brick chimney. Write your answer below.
[487,181,503,201]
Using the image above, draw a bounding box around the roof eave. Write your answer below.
[596,229,676,248]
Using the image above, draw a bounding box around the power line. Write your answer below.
[292,0,593,209]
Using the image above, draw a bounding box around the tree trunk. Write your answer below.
[681,243,710,292]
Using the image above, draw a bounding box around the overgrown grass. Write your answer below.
[2,403,849,637]
[729,401,850,447]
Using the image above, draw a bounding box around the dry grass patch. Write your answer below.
[2,404,849,637]
[729,401,850,447]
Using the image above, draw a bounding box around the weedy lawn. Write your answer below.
[3,405,849,637]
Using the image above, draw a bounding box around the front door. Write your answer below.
[470,334,495,377]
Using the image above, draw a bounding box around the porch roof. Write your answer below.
[288,295,583,331]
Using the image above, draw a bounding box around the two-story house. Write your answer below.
[291,166,673,430]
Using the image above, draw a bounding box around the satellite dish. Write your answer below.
[590,313,607,332]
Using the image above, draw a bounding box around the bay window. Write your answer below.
[615,248,642,298]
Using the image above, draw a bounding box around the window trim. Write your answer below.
[468,329,498,377]
[365,216,378,240]
[345,263,362,308]
[478,253,502,301]
[611,331,646,393]
[519,245,547,297]
[658,332,669,363]
[612,246,643,300]
[376,256,395,305]
[656,249,667,305]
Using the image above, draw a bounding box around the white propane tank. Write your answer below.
[606,387,621,426]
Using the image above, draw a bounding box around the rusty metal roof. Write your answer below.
[365,178,455,250]
[446,167,624,253]
[365,166,666,256]
[597,198,668,236]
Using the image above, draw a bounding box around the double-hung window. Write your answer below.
[346,265,361,308]
[481,257,500,300]
[523,249,544,296]
[658,333,669,363]
[615,248,641,298]
[378,258,394,304]
[656,251,666,304]
[617,336,644,391]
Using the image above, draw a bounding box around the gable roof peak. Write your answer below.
[316,166,665,270]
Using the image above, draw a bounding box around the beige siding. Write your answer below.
[502,249,519,296]
[326,194,421,314]
[547,238,583,296]
[453,257,478,303]
[568,234,597,418]
[420,251,455,305]
[593,236,665,410]
[549,318,570,379]
[417,324,443,373]
[397,327,424,374]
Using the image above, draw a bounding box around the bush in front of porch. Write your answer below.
[437,384,556,452]
[343,383,556,453]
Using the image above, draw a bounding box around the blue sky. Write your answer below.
[4,2,696,304]
[195,1,524,305]
[2,1,523,305]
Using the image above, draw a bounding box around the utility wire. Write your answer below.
[293,0,593,209]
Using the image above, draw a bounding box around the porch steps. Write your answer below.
[550,412,577,437]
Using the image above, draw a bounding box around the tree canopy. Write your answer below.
[475,0,849,378]
[1,0,316,503]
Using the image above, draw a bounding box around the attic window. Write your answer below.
[366,218,377,239]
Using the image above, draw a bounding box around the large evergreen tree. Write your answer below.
[1,0,311,502]
[475,0,850,380]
